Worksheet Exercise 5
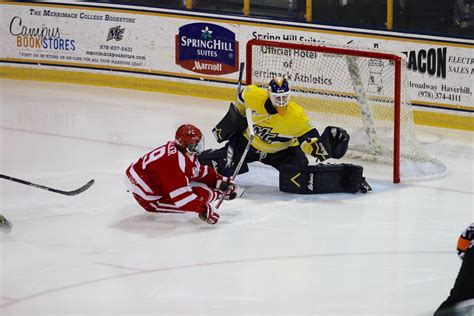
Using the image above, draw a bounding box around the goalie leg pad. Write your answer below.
[279,163,368,194]
[212,103,248,143]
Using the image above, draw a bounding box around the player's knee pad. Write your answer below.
[197,146,249,177]
[198,147,230,175]
[279,163,369,194]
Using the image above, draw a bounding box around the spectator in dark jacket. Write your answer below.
[453,0,474,30]
[434,223,474,315]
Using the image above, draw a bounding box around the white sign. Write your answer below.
[1,3,473,113]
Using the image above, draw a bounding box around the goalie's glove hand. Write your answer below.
[320,126,350,159]
[216,176,238,200]
[301,138,330,162]
[330,126,349,142]
[198,204,220,225]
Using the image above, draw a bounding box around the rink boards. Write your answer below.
[0,1,473,130]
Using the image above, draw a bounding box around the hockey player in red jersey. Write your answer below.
[125,124,237,225]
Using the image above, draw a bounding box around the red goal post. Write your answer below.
[245,39,446,183]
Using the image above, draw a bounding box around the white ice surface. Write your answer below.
[0,78,473,315]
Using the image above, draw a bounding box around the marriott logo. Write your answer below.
[192,61,222,71]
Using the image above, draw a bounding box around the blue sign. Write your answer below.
[176,23,239,75]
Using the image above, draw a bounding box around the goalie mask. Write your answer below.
[175,124,204,155]
[268,77,290,107]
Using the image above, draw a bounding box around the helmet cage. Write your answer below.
[269,90,290,107]
[175,124,204,155]
[268,77,290,107]
[185,138,204,155]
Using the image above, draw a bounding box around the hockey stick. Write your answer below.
[233,62,245,110]
[0,174,95,196]
[216,107,254,209]
[215,62,247,209]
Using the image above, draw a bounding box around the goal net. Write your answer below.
[245,39,446,183]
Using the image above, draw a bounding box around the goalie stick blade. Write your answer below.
[236,187,246,198]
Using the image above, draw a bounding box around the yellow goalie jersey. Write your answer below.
[237,85,314,154]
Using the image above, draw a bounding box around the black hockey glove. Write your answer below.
[216,177,238,200]
[320,126,350,159]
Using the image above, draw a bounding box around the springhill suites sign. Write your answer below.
[176,23,239,75]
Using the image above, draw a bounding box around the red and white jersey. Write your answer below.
[125,141,220,213]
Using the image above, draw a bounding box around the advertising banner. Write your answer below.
[176,23,239,75]
[1,3,472,113]
[247,30,473,111]
[4,7,150,69]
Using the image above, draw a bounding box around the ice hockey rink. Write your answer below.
[0,78,473,315]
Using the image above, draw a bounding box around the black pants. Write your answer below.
[199,134,309,177]
[434,247,474,315]
[235,134,308,169]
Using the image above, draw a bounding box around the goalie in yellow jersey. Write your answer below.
[198,77,371,194]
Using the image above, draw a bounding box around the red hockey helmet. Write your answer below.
[175,124,204,154]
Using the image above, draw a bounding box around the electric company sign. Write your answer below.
[176,23,239,75]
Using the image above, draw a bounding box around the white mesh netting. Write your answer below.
[248,40,446,181]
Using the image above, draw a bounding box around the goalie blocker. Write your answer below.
[212,103,247,143]
[280,163,371,194]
